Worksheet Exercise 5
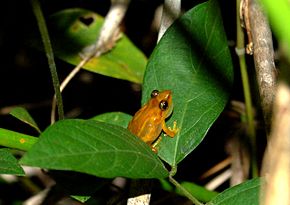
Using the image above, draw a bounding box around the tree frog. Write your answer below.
[128,90,178,152]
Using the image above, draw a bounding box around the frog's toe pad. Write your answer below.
[169,121,179,135]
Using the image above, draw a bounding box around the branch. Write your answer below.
[248,0,277,133]
[157,0,181,42]
[83,0,130,56]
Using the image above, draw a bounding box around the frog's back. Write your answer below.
[128,105,163,145]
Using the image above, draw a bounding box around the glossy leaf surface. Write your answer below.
[91,112,132,128]
[143,0,233,165]
[20,119,168,178]
[207,178,262,205]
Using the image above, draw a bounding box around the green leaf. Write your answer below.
[72,195,91,203]
[91,112,132,128]
[207,178,263,205]
[10,107,41,133]
[159,179,218,202]
[20,119,168,179]
[0,128,38,151]
[0,149,25,176]
[143,0,233,165]
[178,181,218,203]
[46,8,147,83]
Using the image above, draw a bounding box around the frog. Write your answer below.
[128,89,179,152]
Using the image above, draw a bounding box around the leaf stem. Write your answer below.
[30,0,64,121]
[169,175,203,205]
[236,0,258,177]
[169,167,203,205]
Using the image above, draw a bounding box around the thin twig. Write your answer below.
[204,169,232,191]
[51,56,91,124]
[237,0,258,178]
[200,157,232,180]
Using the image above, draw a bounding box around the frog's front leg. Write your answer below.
[162,121,179,138]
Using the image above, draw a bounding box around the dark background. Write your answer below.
[0,0,256,203]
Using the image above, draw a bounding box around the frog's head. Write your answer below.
[150,89,173,118]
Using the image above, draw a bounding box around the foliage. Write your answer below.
[20,119,168,179]
[28,8,147,83]
[206,178,262,205]
[0,149,25,176]
[143,0,233,166]
[0,0,266,204]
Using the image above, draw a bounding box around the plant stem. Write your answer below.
[169,175,203,205]
[236,0,258,177]
[169,167,203,205]
[30,0,64,121]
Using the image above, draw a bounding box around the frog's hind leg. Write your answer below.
[151,136,162,153]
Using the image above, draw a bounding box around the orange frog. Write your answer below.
[128,90,179,152]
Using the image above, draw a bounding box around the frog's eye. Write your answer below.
[159,100,168,111]
[151,90,159,98]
